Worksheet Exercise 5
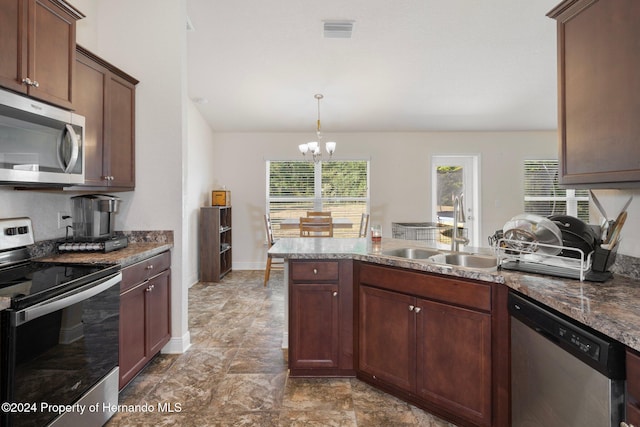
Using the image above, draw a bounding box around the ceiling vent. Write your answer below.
[323,21,354,38]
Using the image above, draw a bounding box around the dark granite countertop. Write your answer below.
[269,237,640,352]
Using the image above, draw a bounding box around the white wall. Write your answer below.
[209,131,559,270]
[72,0,190,352]
[186,102,217,286]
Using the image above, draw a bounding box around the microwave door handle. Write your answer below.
[57,124,80,173]
[10,273,121,327]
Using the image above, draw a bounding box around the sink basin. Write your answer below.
[382,248,442,259]
[433,253,498,271]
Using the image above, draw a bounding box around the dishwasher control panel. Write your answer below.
[556,324,600,361]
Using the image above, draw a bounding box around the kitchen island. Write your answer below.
[269,237,640,353]
[270,237,640,427]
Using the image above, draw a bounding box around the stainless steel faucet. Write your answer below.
[451,194,470,251]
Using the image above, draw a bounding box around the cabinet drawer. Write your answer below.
[121,251,171,293]
[628,349,640,402]
[291,261,339,281]
[359,262,491,312]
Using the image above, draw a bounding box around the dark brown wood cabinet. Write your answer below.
[74,46,137,190]
[548,0,640,187]
[356,262,505,427]
[0,0,83,109]
[289,259,354,376]
[626,348,640,426]
[199,206,232,282]
[119,251,171,389]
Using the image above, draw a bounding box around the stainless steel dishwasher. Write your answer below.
[508,291,626,427]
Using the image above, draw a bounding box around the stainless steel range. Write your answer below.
[0,217,121,427]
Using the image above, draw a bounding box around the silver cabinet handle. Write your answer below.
[22,77,39,87]
[146,264,154,270]
[409,305,415,311]
[414,307,422,314]
[333,291,338,297]
[313,268,318,274]
[146,284,155,292]
[621,422,636,427]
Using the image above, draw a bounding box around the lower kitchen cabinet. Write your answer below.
[119,251,171,389]
[626,348,640,426]
[288,259,354,376]
[356,262,504,427]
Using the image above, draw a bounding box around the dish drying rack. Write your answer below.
[492,238,593,281]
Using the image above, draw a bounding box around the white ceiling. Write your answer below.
[186,0,560,133]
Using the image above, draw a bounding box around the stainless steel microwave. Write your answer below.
[0,88,85,186]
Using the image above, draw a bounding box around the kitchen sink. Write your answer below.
[433,253,498,271]
[381,248,443,259]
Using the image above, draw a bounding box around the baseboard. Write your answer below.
[161,331,191,354]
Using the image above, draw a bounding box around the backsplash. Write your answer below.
[611,253,640,281]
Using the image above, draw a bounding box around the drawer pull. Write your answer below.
[145,284,155,292]
[146,265,154,270]
[409,305,415,311]
[313,268,318,274]
[621,423,636,427]
[333,291,338,297]
[414,307,422,314]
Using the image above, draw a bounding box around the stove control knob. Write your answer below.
[17,226,29,234]
[5,227,17,236]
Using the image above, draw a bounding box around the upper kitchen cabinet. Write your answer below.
[548,0,640,187]
[0,0,84,110]
[74,46,138,190]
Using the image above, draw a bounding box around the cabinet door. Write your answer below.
[290,283,339,369]
[105,72,135,188]
[358,285,415,391]
[551,0,640,186]
[146,270,171,356]
[0,0,27,93]
[29,0,77,108]
[74,51,107,186]
[119,282,147,389]
[416,298,491,427]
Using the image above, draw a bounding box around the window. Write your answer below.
[524,160,589,221]
[267,160,369,238]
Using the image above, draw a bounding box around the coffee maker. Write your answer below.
[59,194,128,252]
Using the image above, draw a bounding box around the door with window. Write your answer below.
[431,156,479,246]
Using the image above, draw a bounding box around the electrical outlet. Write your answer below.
[57,211,71,229]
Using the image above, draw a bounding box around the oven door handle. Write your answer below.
[11,272,121,327]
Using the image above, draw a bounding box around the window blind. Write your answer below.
[524,160,589,220]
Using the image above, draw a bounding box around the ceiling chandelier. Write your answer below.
[298,94,336,163]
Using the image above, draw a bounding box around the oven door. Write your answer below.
[1,272,121,427]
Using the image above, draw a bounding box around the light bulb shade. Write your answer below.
[325,141,336,154]
[313,146,321,155]
[307,141,319,151]
[298,143,309,154]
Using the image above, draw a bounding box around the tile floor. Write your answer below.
[107,270,457,426]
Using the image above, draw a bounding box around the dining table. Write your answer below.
[279,217,354,230]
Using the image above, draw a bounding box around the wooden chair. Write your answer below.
[299,216,333,237]
[264,214,284,286]
[359,213,370,237]
[307,211,332,217]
